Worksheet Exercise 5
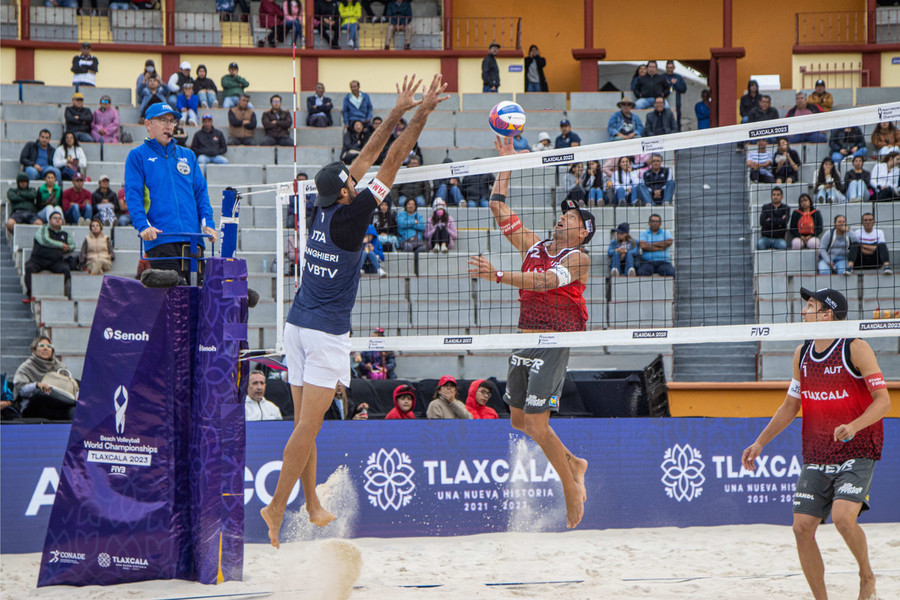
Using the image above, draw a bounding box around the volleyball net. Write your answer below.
[245,102,899,370]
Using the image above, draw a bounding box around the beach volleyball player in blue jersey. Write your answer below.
[261,74,448,548]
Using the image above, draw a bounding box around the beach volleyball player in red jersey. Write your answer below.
[742,287,891,600]
[468,137,595,529]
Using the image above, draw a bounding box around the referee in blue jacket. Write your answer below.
[125,103,217,284]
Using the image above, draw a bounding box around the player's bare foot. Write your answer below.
[858,573,877,600]
[568,455,588,502]
[308,504,337,527]
[260,505,282,549]
[564,485,585,529]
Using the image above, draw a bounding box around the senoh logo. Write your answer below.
[750,327,770,337]
[748,125,788,139]
[103,328,150,342]
[541,153,575,165]
[443,337,473,345]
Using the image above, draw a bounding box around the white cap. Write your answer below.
[433,198,447,209]
[180,61,191,69]
[538,131,550,142]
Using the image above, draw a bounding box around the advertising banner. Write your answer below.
[5,419,898,557]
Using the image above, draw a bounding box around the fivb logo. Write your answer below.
[113,385,128,434]
[103,327,149,342]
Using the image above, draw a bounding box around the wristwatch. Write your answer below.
[496,271,504,284]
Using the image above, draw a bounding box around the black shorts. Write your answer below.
[793,458,876,521]
[503,347,569,414]
[9,210,39,225]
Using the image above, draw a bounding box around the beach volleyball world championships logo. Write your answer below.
[660,444,706,502]
[363,448,416,511]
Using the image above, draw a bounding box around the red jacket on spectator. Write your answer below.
[385,384,417,420]
[465,379,498,419]
[259,0,284,27]
[61,187,92,212]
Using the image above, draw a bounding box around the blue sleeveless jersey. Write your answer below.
[286,200,364,335]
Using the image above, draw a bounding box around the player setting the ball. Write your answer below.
[468,136,593,529]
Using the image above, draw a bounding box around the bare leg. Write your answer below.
[832,500,877,600]
[260,382,337,548]
[793,512,828,600]
[510,407,587,502]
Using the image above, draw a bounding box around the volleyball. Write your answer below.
[488,101,526,137]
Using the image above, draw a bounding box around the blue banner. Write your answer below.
[5,419,899,556]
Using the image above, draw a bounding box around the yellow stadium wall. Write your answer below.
[318,57,442,95]
[33,50,161,102]
[881,52,900,87]
[179,54,303,97]
[1,47,16,84]
[790,53,864,90]
[457,57,523,95]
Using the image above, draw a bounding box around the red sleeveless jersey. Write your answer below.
[518,241,587,332]
[799,338,883,463]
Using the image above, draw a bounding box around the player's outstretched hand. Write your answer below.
[467,254,496,281]
[741,442,762,471]
[419,73,449,112]
[494,135,529,157]
[394,74,423,114]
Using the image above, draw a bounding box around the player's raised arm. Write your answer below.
[489,136,539,256]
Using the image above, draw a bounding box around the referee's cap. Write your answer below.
[560,199,596,245]
[145,103,178,121]
[800,287,848,320]
[314,161,352,207]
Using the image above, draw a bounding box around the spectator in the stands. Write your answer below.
[607,156,639,206]
[193,65,219,109]
[433,157,465,206]
[316,0,341,49]
[92,175,118,226]
[829,125,866,167]
[6,174,42,234]
[361,224,387,277]
[739,79,760,124]
[71,42,98,87]
[645,96,677,136]
[747,94,779,123]
[482,42,501,92]
[342,80,373,128]
[12,335,76,420]
[61,173,93,224]
[563,162,586,205]
[524,44,548,92]
[845,155,873,202]
[391,118,423,165]
[53,132,87,182]
[786,93,826,143]
[23,208,76,303]
[136,59,157,105]
[555,119,581,148]
[637,154,676,205]
[385,384,417,419]
[115,187,131,226]
[633,60,668,109]
[221,62,250,109]
[808,79,833,112]
[306,82,334,127]
[384,0,412,49]
[788,193,822,250]
[871,147,900,202]
[20,129,61,182]
[427,376,472,420]
[608,222,638,277]
[512,132,530,152]
[664,60,687,130]
[166,61,193,109]
[228,94,257,145]
[608,97,644,141]
[531,131,552,151]
[695,89,711,129]
[773,137,801,184]
[757,186,790,250]
[78,218,114,275]
[637,214,675,277]
[259,0,285,47]
[45,0,78,8]
[340,120,368,164]
[176,82,199,126]
[396,156,432,207]
[460,169,494,208]
[171,122,189,147]
[425,198,456,253]
[340,0,361,49]
[36,172,62,223]
[216,0,251,21]
[90,95,120,144]
[814,157,846,204]
[359,328,397,378]
[747,138,775,184]
[283,0,303,46]
[465,380,498,419]
[582,160,605,206]
[871,121,900,154]
[818,214,857,275]
[65,93,94,143]
[373,199,399,251]
[850,213,892,275]
[139,75,168,122]
[245,371,282,421]
[261,95,293,146]
[630,64,646,97]
[191,114,229,166]
[397,197,426,251]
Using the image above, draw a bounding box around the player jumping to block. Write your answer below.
[261,74,448,548]
[742,288,890,600]
[468,136,594,528]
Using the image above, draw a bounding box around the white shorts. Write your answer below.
[283,323,351,389]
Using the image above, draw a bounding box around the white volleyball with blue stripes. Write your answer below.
[488,101,526,137]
